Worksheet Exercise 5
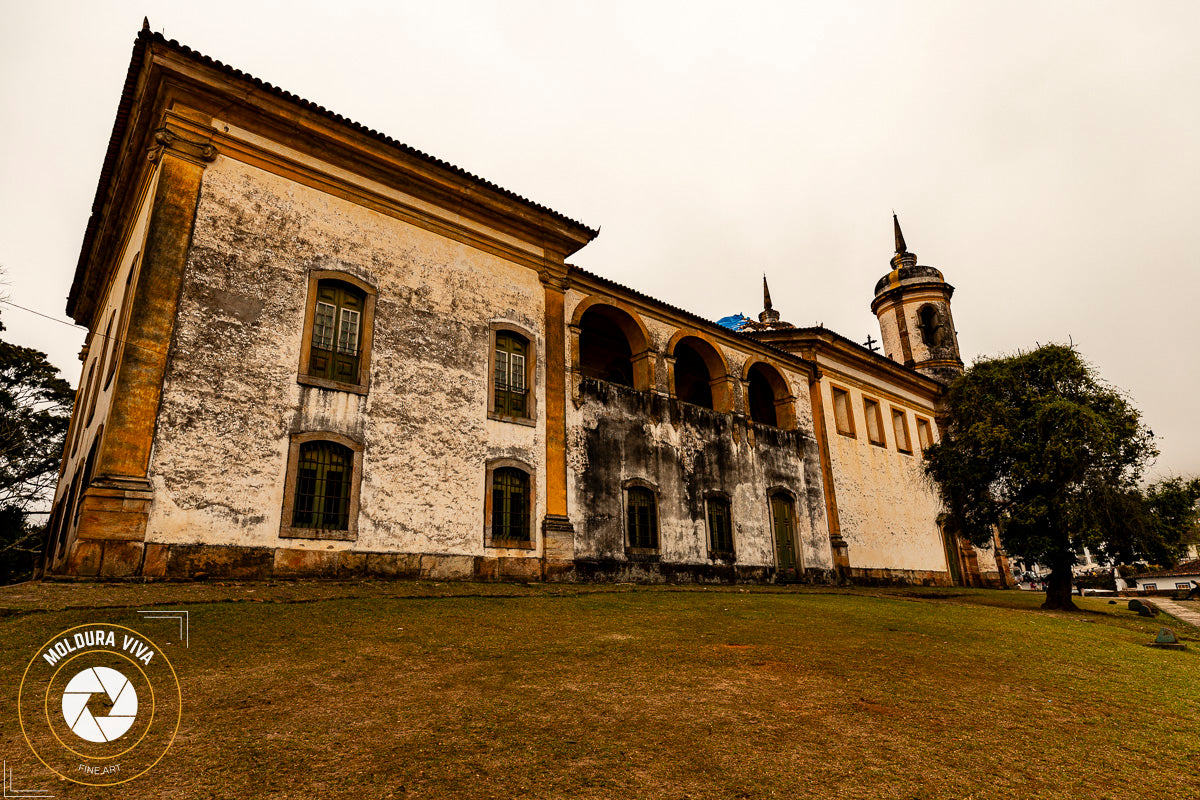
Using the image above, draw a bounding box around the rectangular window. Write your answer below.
[863,397,885,446]
[493,331,530,419]
[337,308,360,355]
[916,417,934,451]
[892,408,912,454]
[831,386,855,436]
[626,487,658,552]
[313,302,336,350]
[1177,583,1190,590]
[707,497,734,557]
[510,352,526,393]
[495,350,509,391]
[1144,584,1157,591]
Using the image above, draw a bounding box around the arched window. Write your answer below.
[97,311,115,394]
[744,361,794,429]
[673,341,713,408]
[309,281,365,383]
[281,434,362,541]
[71,361,96,457]
[46,501,65,565]
[106,254,138,391]
[626,485,659,553]
[292,441,353,531]
[747,368,777,426]
[667,334,732,412]
[299,273,376,393]
[579,306,635,387]
[706,495,734,558]
[491,467,531,543]
[918,304,941,348]
[493,330,530,419]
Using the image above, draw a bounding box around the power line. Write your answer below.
[0,299,81,331]
[0,299,168,358]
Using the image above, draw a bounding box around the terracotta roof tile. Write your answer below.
[1136,559,1200,579]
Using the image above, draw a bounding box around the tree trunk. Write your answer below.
[1041,561,1078,611]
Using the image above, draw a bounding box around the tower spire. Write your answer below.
[889,213,918,270]
[758,273,781,325]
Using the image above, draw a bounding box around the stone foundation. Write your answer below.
[842,566,956,587]
[52,541,848,584]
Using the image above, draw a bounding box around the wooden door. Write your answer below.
[771,494,800,582]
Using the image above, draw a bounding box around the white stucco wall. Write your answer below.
[817,360,948,573]
[145,155,547,556]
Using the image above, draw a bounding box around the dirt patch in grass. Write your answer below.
[0,583,1196,799]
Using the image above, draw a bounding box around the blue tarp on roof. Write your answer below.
[716,313,752,331]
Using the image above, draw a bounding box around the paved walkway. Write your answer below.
[1150,598,1200,628]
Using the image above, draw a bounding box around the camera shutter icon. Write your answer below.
[61,666,138,743]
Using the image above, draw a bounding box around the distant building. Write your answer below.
[1127,561,1200,593]
[42,27,1009,587]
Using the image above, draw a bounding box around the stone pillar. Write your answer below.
[68,125,215,578]
[631,349,656,393]
[806,369,850,579]
[540,271,575,578]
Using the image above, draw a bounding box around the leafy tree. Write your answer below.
[0,310,73,584]
[923,344,1195,610]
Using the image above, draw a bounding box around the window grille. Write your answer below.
[491,467,530,541]
[292,441,352,530]
[626,487,658,550]
[707,497,734,556]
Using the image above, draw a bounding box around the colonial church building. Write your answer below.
[43,27,1010,587]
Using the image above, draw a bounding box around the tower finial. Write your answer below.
[758,273,781,325]
[889,213,917,270]
[143,17,150,31]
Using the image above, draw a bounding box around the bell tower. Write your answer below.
[870,215,963,382]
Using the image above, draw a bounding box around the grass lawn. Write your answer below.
[1,581,1197,799]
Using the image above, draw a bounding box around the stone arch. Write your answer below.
[571,297,654,391]
[665,330,733,413]
[741,359,796,430]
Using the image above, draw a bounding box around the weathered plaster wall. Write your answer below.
[878,307,903,364]
[817,364,947,573]
[562,290,831,581]
[145,156,546,557]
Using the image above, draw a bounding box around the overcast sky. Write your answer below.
[1,1,1197,479]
